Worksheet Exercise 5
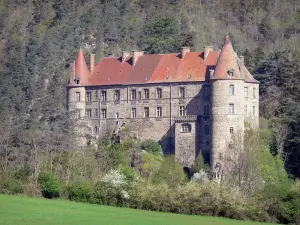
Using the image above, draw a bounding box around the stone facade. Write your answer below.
[67,35,260,169]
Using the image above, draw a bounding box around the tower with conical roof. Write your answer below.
[67,48,90,120]
[210,35,246,174]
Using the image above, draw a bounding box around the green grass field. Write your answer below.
[0,195,273,225]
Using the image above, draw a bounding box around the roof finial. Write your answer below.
[225,33,230,44]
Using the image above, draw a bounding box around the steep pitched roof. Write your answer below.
[74,49,90,85]
[88,51,220,86]
[211,35,242,80]
[69,37,258,86]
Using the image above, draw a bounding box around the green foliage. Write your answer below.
[140,139,162,155]
[0,176,23,194]
[63,181,94,203]
[142,17,194,54]
[152,155,187,187]
[140,152,163,178]
[38,172,60,199]
[190,152,210,174]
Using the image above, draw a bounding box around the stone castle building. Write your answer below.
[67,35,259,169]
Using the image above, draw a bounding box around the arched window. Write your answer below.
[181,123,191,133]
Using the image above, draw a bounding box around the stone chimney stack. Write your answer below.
[132,50,144,66]
[90,54,95,73]
[69,60,75,84]
[181,47,190,59]
[122,51,130,63]
[240,55,244,78]
[204,46,214,60]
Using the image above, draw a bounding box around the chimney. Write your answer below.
[69,60,75,84]
[90,54,95,73]
[181,47,190,59]
[132,50,144,66]
[204,46,214,60]
[122,51,130,63]
[240,56,244,78]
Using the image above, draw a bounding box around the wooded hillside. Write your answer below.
[0,0,300,177]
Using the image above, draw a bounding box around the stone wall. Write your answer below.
[68,79,259,167]
[68,82,212,156]
[210,79,245,168]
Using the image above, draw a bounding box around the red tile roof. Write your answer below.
[74,49,90,85]
[69,36,258,86]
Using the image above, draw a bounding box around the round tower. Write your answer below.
[67,48,90,119]
[210,35,245,172]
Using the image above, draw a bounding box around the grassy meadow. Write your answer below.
[0,194,274,225]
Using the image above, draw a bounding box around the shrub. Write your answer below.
[93,169,134,207]
[140,139,162,155]
[0,176,24,194]
[152,155,187,187]
[63,181,94,203]
[38,172,60,199]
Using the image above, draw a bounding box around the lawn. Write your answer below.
[0,194,273,225]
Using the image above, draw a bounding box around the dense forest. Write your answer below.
[0,0,300,223]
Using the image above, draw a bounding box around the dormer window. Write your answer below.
[228,69,234,77]
[74,78,80,84]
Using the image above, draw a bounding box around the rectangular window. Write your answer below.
[86,109,92,118]
[253,106,255,116]
[94,126,98,134]
[179,87,185,98]
[116,112,119,118]
[114,90,120,101]
[144,89,149,99]
[230,127,234,134]
[156,107,162,117]
[95,91,98,101]
[181,124,191,133]
[74,110,80,119]
[131,108,136,118]
[253,87,256,99]
[86,92,92,102]
[179,106,186,116]
[229,104,235,115]
[75,92,81,102]
[157,88,162,99]
[101,91,107,101]
[204,125,209,135]
[95,108,98,118]
[244,87,248,99]
[229,85,234,96]
[244,105,247,116]
[144,107,149,118]
[131,89,136,100]
[138,91,142,100]
[204,86,210,97]
[101,109,107,118]
[204,105,210,116]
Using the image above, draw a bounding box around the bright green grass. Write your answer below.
[0,194,272,225]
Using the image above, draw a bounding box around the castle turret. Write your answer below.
[67,49,90,119]
[210,35,245,171]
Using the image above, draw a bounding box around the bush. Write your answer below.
[93,169,134,207]
[63,181,94,203]
[0,176,24,194]
[140,140,162,155]
[38,172,60,199]
[152,155,187,187]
